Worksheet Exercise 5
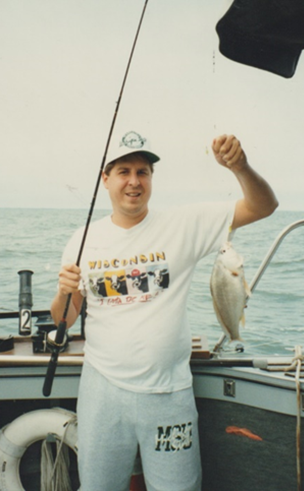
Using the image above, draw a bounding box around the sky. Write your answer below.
[1,0,304,211]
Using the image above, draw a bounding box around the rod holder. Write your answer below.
[18,270,33,336]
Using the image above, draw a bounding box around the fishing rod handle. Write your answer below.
[43,350,59,397]
[43,317,68,396]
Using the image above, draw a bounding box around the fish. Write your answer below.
[210,242,251,341]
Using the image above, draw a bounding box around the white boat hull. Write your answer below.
[0,336,303,490]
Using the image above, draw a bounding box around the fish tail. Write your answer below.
[229,335,243,343]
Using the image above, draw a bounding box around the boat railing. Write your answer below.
[212,218,304,355]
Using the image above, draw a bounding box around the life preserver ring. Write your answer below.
[0,407,146,491]
[0,408,78,491]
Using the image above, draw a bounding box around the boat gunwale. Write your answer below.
[192,363,304,393]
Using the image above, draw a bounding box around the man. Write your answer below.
[51,130,278,491]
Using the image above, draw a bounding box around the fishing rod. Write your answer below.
[43,0,150,397]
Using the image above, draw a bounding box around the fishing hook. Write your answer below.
[43,0,150,397]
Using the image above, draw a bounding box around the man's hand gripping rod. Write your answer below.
[43,0,150,397]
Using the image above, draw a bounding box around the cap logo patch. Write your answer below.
[120,131,146,149]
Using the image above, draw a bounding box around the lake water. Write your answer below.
[0,208,303,357]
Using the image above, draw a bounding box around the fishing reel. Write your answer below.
[32,315,70,354]
[17,270,70,354]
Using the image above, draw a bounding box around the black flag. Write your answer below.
[216,0,304,78]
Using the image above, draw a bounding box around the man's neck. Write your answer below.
[110,209,149,229]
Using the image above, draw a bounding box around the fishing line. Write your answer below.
[43,0,150,397]
[66,184,88,206]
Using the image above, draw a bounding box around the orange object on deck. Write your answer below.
[226,425,263,441]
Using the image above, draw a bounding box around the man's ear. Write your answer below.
[102,171,109,189]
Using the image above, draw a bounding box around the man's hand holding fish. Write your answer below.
[212,134,247,171]
[212,134,279,229]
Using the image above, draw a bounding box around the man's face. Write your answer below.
[102,154,153,227]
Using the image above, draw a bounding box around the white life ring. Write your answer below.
[0,408,78,491]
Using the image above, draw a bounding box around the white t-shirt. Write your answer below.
[62,201,236,393]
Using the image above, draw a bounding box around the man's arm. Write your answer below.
[212,134,279,229]
[51,264,84,328]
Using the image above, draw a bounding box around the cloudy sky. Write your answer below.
[1,0,303,211]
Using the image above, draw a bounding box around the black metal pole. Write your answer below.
[43,0,150,397]
[18,270,34,336]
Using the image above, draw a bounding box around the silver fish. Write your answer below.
[210,242,251,341]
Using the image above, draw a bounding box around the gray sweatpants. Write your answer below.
[77,361,202,491]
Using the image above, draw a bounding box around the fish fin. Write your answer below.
[241,313,246,328]
[244,279,251,297]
